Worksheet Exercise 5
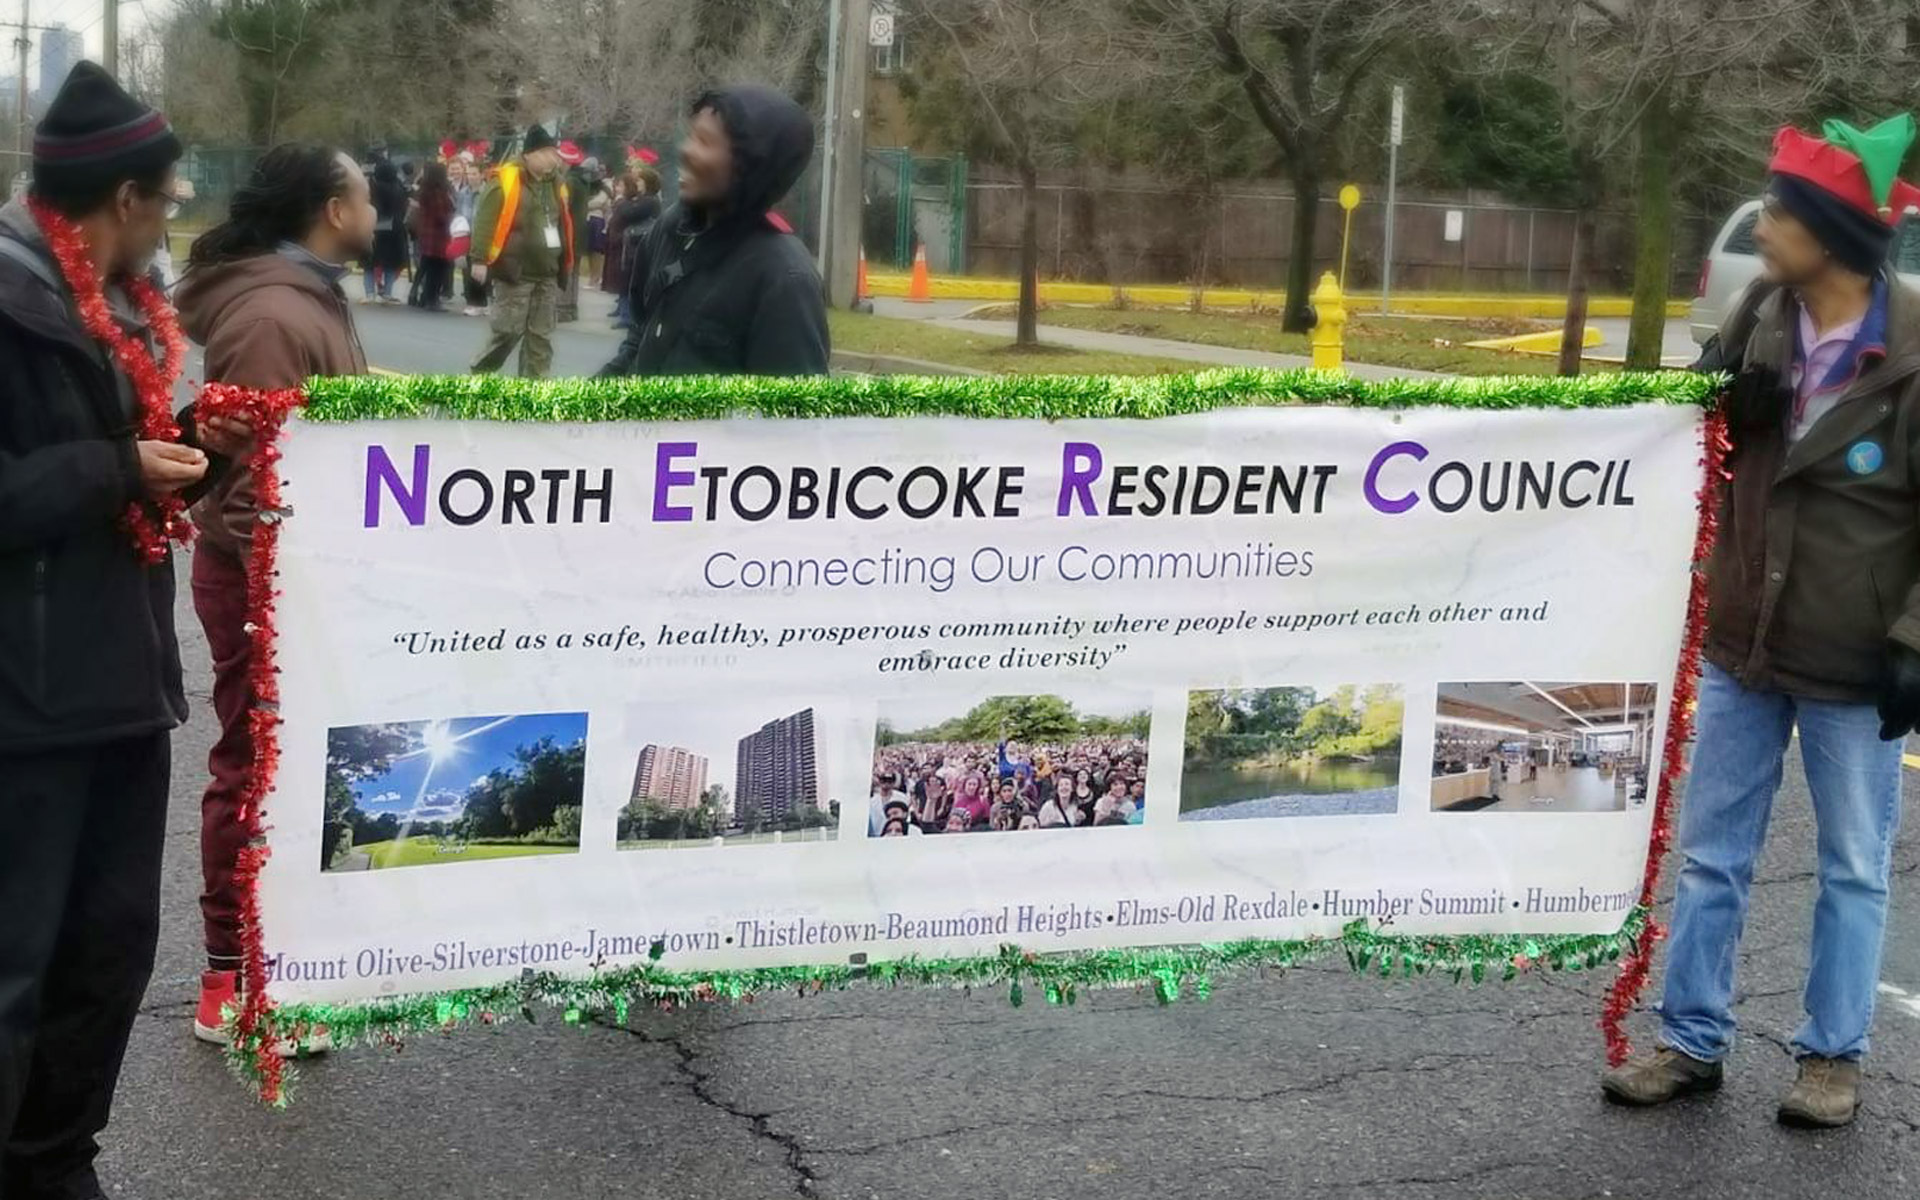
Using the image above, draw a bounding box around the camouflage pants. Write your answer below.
[471,278,558,378]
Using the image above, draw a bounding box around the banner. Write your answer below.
[202,371,1722,1095]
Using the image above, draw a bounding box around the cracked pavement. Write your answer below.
[89,322,1920,1198]
[89,562,1920,1200]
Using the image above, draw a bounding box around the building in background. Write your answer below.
[734,708,822,825]
[631,744,708,811]
[33,27,84,111]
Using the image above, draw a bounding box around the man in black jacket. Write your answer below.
[0,63,221,1200]
[601,85,829,376]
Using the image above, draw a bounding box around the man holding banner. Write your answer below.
[1604,116,1920,1129]
[0,62,207,1200]
[176,142,375,1057]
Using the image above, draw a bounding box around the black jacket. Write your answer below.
[604,86,829,377]
[0,199,194,752]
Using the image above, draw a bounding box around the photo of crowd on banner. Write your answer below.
[868,692,1151,837]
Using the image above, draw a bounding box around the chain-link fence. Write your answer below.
[962,165,1714,296]
[98,140,1718,297]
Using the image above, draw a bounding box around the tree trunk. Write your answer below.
[1626,92,1679,371]
[1283,159,1321,334]
[1018,159,1040,347]
[1558,205,1596,378]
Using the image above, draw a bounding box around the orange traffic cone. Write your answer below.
[856,245,870,303]
[907,245,933,303]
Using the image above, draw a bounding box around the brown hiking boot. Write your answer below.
[1778,1057,1861,1129]
[1601,1047,1724,1106]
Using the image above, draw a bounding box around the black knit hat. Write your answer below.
[33,61,181,199]
[524,124,558,154]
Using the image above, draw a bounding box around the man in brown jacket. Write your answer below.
[174,142,374,1052]
[1604,118,1920,1128]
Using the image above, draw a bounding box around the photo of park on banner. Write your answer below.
[322,713,589,872]
[1180,685,1404,821]
[870,688,1151,835]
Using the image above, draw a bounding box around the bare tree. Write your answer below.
[904,0,1140,346]
[1142,0,1434,332]
[1482,0,1904,370]
[496,0,823,140]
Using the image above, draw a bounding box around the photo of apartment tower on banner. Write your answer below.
[735,708,829,827]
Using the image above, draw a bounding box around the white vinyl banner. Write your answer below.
[258,404,1703,1005]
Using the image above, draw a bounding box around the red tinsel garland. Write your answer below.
[1599,409,1732,1066]
[27,198,191,563]
[194,382,308,1104]
[193,381,1725,1091]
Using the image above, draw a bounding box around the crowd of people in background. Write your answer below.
[869,737,1148,837]
[345,139,663,327]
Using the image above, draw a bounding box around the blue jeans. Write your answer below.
[1660,663,1904,1062]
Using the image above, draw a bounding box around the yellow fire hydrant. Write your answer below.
[1309,271,1347,372]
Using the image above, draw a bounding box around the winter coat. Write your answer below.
[176,249,368,559]
[0,198,200,752]
[600,194,660,294]
[412,186,456,259]
[471,159,572,284]
[1704,273,1920,702]
[603,85,828,377]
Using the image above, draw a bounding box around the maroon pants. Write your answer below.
[192,544,252,970]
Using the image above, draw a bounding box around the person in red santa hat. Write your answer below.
[1604,116,1920,1129]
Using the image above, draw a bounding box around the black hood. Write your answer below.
[693,86,814,220]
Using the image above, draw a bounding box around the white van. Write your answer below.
[1690,199,1920,344]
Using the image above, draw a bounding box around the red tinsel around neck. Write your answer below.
[28,197,191,564]
[1599,408,1731,1066]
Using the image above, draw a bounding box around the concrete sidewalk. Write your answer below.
[931,316,1447,380]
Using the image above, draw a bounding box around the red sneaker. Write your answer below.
[194,969,238,1044]
[192,968,331,1056]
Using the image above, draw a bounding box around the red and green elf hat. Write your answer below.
[1770,115,1920,223]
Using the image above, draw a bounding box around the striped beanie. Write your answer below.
[33,61,182,198]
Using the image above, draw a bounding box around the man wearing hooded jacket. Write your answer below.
[601,86,828,376]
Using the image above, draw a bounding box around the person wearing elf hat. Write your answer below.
[0,60,235,1200]
[469,124,573,377]
[1604,116,1920,1128]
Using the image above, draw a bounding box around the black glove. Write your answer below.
[1876,641,1920,741]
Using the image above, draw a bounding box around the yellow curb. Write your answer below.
[1904,753,1920,771]
[1464,326,1603,355]
[866,273,1689,320]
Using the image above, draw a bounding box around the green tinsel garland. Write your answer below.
[238,910,1648,1097]
[301,368,1719,423]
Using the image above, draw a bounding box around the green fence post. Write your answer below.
[949,154,968,275]
[895,151,913,267]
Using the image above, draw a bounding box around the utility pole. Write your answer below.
[815,0,840,277]
[9,1,55,194]
[821,0,871,309]
[102,0,117,80]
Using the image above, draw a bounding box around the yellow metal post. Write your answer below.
[1310,272,1347,371]
[1337,184,1362,291]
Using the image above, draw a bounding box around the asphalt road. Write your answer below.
[88,312,1920,1199]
